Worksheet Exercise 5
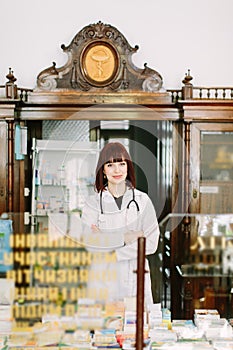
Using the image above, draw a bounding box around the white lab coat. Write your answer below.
[81,187,160,305]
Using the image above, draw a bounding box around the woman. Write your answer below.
[81,142,160,306]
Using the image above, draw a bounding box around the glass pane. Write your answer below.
[200,131,233,181]
[200,131,233,214]
[159,213,233,320]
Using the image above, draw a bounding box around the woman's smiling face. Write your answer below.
[103,159,128,185]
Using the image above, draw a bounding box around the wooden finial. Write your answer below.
[6,68,17,83]
[182,69,193,85]
[5,68,17,99]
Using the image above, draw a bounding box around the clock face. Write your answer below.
[81,42,119,86]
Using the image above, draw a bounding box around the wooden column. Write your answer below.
[7,120,14,213]
[0,122,7,213]
[183,122,191,261]
[136,237,146,350]
[184,122,191,213]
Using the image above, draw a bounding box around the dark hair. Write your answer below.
[95,142,136,192]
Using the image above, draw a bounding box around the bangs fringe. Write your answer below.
[105,156,125,164]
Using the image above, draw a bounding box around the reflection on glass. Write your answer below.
[160,213,233,319]
[200,132,233,181]
[200,132,233,214]
[100,120,129,130]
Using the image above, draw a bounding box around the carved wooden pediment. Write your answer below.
[36,21,163,93]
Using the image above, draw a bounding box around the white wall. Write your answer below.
[1,0,233,90]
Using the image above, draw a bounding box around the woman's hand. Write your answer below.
[91,224,100,232]
[124,230,144,245]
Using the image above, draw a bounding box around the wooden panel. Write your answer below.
[18,104,179,121]
[183,103,233,122]
[200,182,233,213]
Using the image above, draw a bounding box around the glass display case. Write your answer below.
[14,139,101,325]
[159,213,233,320]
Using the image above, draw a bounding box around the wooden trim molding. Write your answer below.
[36,21,163,94]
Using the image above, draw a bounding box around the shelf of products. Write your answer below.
[4,139,100,325]
[32,139,99,230]
[0,300,233,349]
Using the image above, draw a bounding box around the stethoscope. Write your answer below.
[100,187,140,214]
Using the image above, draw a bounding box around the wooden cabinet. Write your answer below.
[168,102,233,320]
[1,22,233,325]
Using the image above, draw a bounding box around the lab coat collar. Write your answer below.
[100,186,138,212]
[102,186,133,199]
